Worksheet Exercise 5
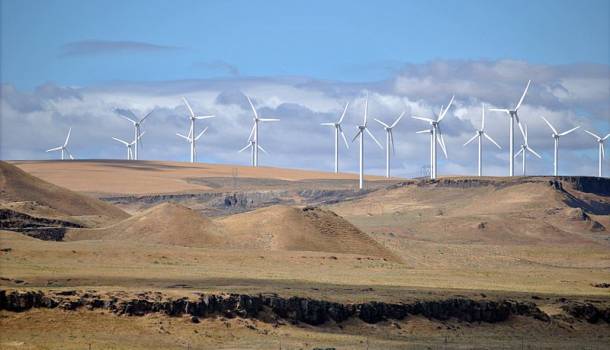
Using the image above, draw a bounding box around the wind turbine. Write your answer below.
[351,93,383,189]
[540,116,580,176]
[463,103,502,176]
[46,128,74,160]
[176,124,209,162]
[584,130,610,177]
[238,124,268,166]
[112,132,145,160]
[515,123,541,176]
[180,97,215,163]
[245,95,280,167]
[412,95,454,179]
[374,110,405,178]
[320,102,350,173]
[115,110,153,160]
[489,80,531,176]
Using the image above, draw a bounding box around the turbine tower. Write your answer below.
[112,132,144,160]
[489,80,531,176]
[46,128,74,160]
[515,123,541,176]
[176,125,208,162]
[180,97,215,163]
[463,103,502,176]
[584,130,609,177]
[351,93,383,189]
[320,102,350,173]
[238,124,268,166]
[374,110,405,178]
[412,95,454,179]
[245,95,280,167]
[540,116,579,176]
[116,110,153,160]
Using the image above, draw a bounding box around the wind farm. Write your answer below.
[1,1,609,349]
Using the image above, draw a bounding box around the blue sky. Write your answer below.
[2,0,608,89]
[1,0,609,178]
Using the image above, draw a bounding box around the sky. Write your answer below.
[1,0,609,178]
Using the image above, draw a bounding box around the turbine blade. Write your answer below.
[584,130,601,140]
[365,128,383,149]
[374,118,389,128]
[390,131,396,155]
[182,97,195,117]
[118,114,137,124]
[257,144,268,154]
[64,128,72,147]
[351,130,363,142]
[540,116,557,135]
[558,126,580,136]
[517,121,526,141]
[515,148,524,157]
[463,133,478,146]
[176,133,190,141]
[46,146,62,152]
[515,80,531,110]
[412,116,434,123]
[246,95,258,119]
[195,115,215,120]
[415,129,430,134]
[320,122,335,126]
[437,131,448,158]
[528,147,542,159]
[488,108,510,113]
[363,92,368,125]
[238,143,251,153]
[248,124,255,141]
[112,137,129,145]
[602,133,610,141]
[481,103,485,130]
[340,128,350,149]
[438,95,454,121]
[390,111,405,128]
[195,127,208,141]
[484,133,502,149]
[139,110,154,123]
[337,102,349,124]
[259,118,280,122]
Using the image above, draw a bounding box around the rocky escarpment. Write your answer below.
[0,289,566,325]
[0,208,82,241]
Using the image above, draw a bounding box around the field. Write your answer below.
[1,160,609,349]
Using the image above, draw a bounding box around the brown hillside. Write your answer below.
[65,202,226,248]
[0,161,128,224]
[217,205,400,261]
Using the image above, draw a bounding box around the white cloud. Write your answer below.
[1,60,609,178]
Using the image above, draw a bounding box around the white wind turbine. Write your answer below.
[515,123,541,176]
[489,80,531,176]
[112,132,145,160]
[463,103,502,176]
[374,110,405,178]
[320,102,350,173]
[46,128,74,160]
[238,124,268,166]
[176,125,209,162]
[180,97,215,163]
[245,95,280,167]
[116,110,153,160]
[412,95,454,179]
[351,93,383,189]
[584,130,610,177]
[540,116,579,176]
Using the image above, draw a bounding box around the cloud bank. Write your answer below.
[1,60,608,178]
[60,40,180,56]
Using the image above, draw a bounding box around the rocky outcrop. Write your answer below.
[0,208,82,241]
[562,302,610,324]
[0,290,557,325]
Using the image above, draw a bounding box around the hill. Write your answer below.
[0,161,128,225]
[65,202,226,248]
[217,205,400,261]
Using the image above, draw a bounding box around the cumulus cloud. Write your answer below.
[1,60,608,178]
[60,40,180,56]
